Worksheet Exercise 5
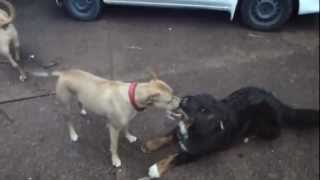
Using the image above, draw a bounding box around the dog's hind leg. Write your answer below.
[108,124,122,167]
[65,105,79,142]
[249,101,282,140]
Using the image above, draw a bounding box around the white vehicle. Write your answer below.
[56,0,319,31]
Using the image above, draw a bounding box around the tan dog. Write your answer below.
[0,0,26,81]
[34,69,180,167]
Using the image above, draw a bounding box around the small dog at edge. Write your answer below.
[0,0,26,81]
[142,87,319,179]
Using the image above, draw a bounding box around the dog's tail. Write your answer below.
[30,71,62,78]
[282,107,319,129]
[0,0,15,27]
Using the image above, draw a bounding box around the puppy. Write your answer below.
[142,87,319,178]
[35,69,180,167]
[0,0,26,81]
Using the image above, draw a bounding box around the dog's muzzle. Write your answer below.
[166,97,191,123]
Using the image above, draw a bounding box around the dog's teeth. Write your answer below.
[148,164,160,178]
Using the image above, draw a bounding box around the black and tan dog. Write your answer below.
[142,87,319,179]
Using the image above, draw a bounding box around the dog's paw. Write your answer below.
[69,130,79,142]
[19,75,27,82]
[148,164,160,178]
[80,109,87,116]
[126,134,138,143]
[112,156,122,168]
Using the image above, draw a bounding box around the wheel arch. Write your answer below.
[233,0,298,18]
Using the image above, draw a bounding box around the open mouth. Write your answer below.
[166,108,189,122]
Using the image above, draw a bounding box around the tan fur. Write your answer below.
[155,154,178,176]
[0,0,26,81]
[142,135,174,153]
[52,69,180,167]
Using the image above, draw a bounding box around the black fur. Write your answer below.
[171,87,319,166]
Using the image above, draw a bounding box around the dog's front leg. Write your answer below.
[12,36,21,62]
[148,154,178,178]
[148,152,197,178]
[142,134,175,153]
[142,128,177,153]
[124,125,137,143]
[108,124,122,167]
[4,51,26,82]
[67,121,79,142]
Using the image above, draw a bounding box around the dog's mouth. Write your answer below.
[166,96,191,122]
[166,108,189,122]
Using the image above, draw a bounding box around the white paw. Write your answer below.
[80,109,87,116]
[126,134,138,143]
[19,75,27,82]
[112,155,122,167]
[148,164,160,178]
[69,128,79,142]
[67,122,79,142]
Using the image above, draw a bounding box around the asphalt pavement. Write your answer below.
[0,1,319,180]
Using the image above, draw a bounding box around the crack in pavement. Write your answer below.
[0,92,56,105]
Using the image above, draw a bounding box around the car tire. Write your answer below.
[240,0,294,31]
[63,0,103,21]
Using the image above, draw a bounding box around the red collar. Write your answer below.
[128,82,145,112]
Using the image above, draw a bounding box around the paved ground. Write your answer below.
[0,1,319,180]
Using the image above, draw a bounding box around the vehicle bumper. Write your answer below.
[299,0,319,15]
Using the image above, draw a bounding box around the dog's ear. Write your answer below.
[146,67,159,80]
